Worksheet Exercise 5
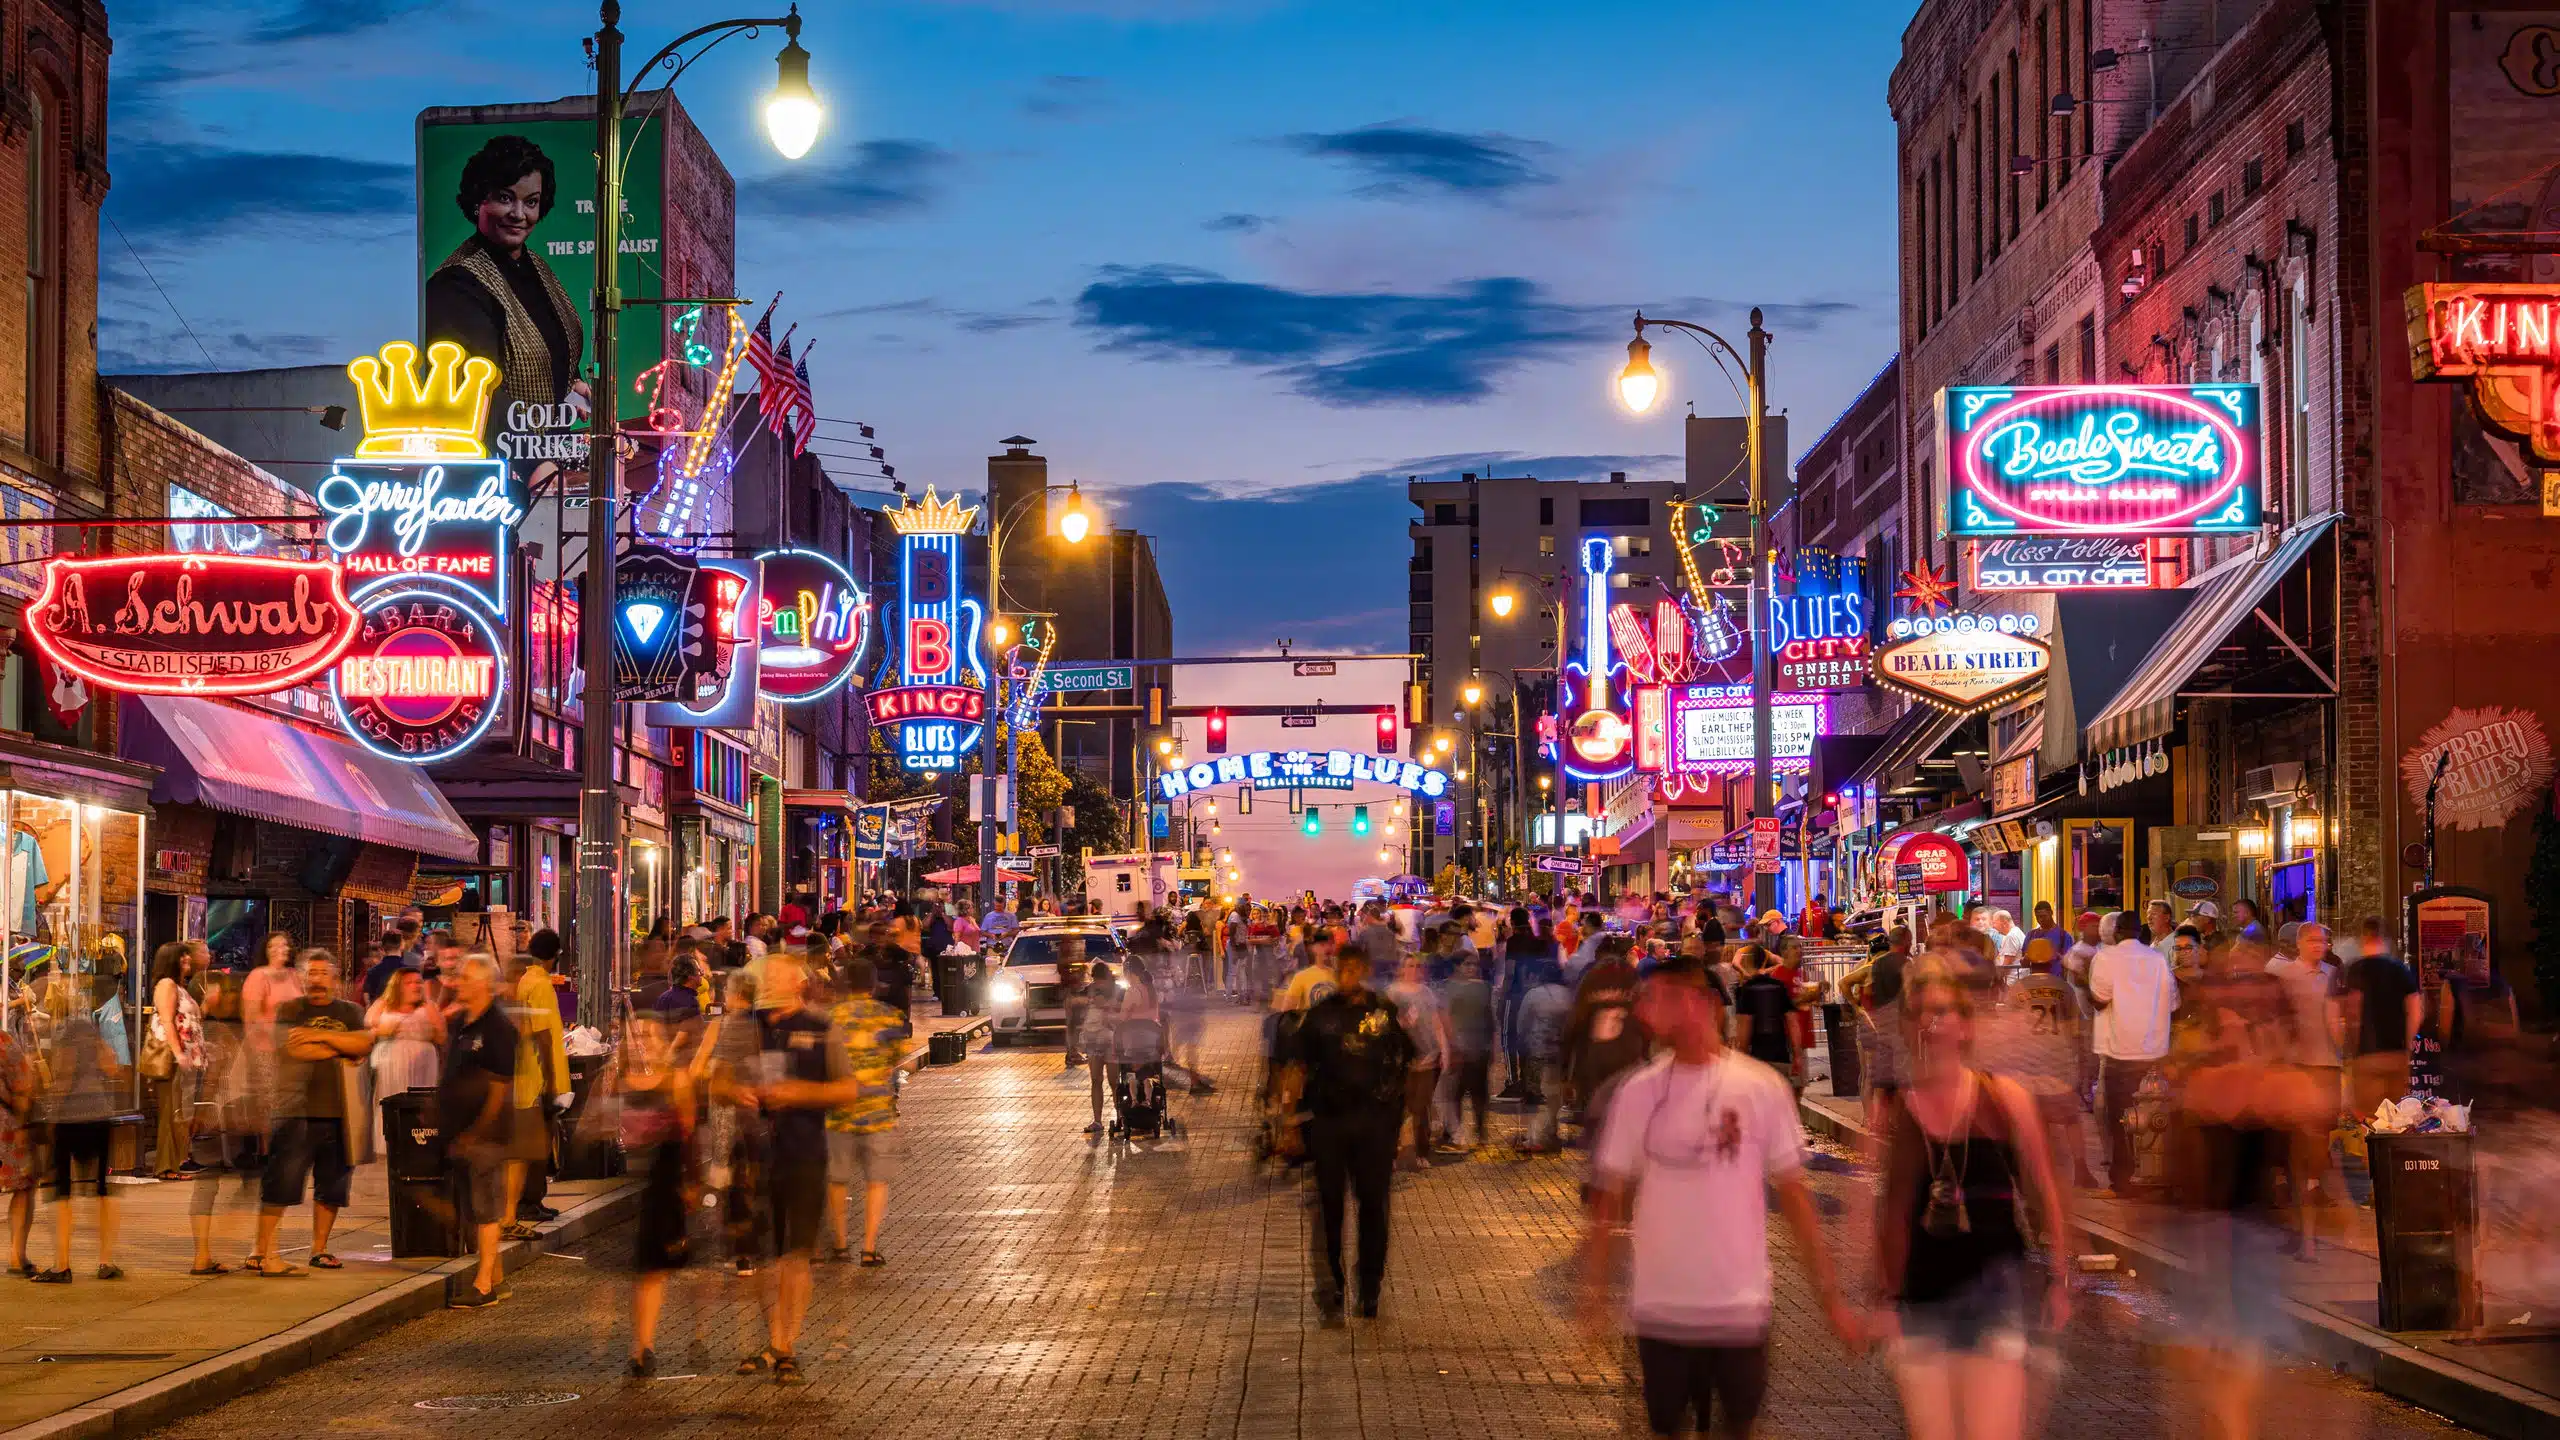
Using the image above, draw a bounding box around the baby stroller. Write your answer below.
[1108,1016,1179,1140]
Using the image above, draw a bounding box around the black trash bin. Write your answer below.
[2369,1130,2479,1331]
[928,1029,968,1065]
[382,1089,462,1258]
[554,1052,623,1181]
[1823,1003,1862,1099]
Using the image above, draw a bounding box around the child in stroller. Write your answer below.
[1108,1015,1179,1140]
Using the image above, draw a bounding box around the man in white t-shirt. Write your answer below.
[1581,955,1856,1438]
[1984,908,2027,965]
[2087,909,2178,1196]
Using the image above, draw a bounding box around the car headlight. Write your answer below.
[990,975,1025,1002]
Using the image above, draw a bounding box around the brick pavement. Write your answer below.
[131,1015,2480,1438]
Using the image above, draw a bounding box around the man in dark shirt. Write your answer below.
[739,953,854,1385]
[441,954,519,1307]
[1563,935,1646,1141]
[2333,917,2423,1117]
[1280,946,1414,1326]
[1731,944,1798,1074]
[253,953,374,1276]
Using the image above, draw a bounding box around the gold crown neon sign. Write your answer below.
[346,340,500,460]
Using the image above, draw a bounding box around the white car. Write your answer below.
[986,917,1128,1044]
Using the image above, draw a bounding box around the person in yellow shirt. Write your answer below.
[502,933,570,1238]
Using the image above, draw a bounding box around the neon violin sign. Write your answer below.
[1941,383,2262,536]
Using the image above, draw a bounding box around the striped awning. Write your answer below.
[2082,516,2339,756]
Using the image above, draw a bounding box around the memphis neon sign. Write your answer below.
[1157,749,1451,802]
[1942,383,2262,536]
[753,547,869,702]
[29,553,360,697]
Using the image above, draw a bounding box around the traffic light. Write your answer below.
[1206,709,1229,753]
[1147,686,1165,726]
[1406,681,1428,726]
[1302,807,1322,837]
[1352,805,1371,837]
[1375,707,1397,753]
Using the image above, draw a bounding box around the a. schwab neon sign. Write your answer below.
[1157,749,1450,801]
[1942,383,2262,536]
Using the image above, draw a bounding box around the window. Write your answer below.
[1432,502,1457,526]
[1947,135,1961,307]
[2243,157,2264,197]
[23,86,54,462]
[1538,534,1556,556]
[2035,12,2052,211]
[1613,535,1631,559]
[2077,313,2096,381]
[1412,536,1432,569]
[1578,497,1649,527]
[2057,0,2074,184]
[1972,97,1986,279]
[1629,536,1652,557]
[1916,175,1932,335]
[2208,190,2225,228]
[2185,213,2200,253]
[2286,119,2306,157]
[1538,496,1554,525]
[1611,571,1629,590]
[2288,274,2313,518]
[2006,49,2021,240]
[2043,342,2061,384]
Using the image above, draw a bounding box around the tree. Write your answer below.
[2530,798,2560,1016]
[862,726,939,804]
[963,723,1069,844]
[1058,770,1125,894]
[1432,862,1463,897]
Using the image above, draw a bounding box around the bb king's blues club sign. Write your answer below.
[1940,383,2263,537]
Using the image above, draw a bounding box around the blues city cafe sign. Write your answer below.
[1969,535,2156,591]
[873,489,986,771]
[1157,749,1452,802]
[1940,383,2262,537]
[331,589,505,763]
[1872,612,2051,715]
[29,554,360,697]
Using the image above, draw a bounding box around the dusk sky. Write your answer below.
[102,0,1906,655]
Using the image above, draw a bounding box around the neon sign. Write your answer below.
[640,557,759,729]
[1969,535,2156,591]
[1560,536,1633,781]
[614,544,711,703]
[29,554,359,697]
[1941,383,2262,536]
[1667,683,1825,775]
[1768,547,1870,691]
[876,488,986,771]
[2407,283,2560,463]
[1156,749,1451,801]
[1873,612,2051,714]
[752,547,869,702]
[322,341,524,618]
[331,589,505,763]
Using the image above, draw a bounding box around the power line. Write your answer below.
[110,218,217,369]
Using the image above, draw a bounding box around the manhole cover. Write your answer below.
[414,1392,580,1412]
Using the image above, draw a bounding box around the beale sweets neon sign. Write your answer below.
[1941,383,2262,536]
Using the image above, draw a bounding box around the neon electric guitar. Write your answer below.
[1560,536,1635,780]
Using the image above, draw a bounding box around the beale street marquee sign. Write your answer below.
[1940,383,2263,537]
[1969,535,2156,591]
[2406,283,2560,466]
[1873,612,2051,714]
[29,553,359,696]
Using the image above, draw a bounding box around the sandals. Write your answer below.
[256,1262,304,1278]
[628,1349,657,1379]
[32,1269,69,1284]
[860,1250,884,1268]
[817,1245,852,1264]
[156,1170,186,1182]
[773,1355,804,1386]
[735,1348,780,1375]
[188,1262,232,1277]
[310,1253,343,1270]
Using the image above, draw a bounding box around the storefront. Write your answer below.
[0,734,155,1052]
[781,789,854,916]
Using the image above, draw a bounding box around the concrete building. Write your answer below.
[986,438,1173,802]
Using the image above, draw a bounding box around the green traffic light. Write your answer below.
[1302,809,1321,837]
[1352,805,1370,836]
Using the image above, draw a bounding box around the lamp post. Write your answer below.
[979,483,1089,921]
[1486,565,1570,883]
[1616,308,1775,915]
[578,2,821,1012]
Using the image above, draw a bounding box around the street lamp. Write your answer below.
[1057,484,1091,544]
[578,1,821,1012]
[1488,588,1516,619]
[1461,677,1484,708]
[979,479,1090,918]
[1613,307,1777,913]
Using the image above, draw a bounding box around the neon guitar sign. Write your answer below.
[1560,536,1635,781]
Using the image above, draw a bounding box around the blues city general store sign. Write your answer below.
[1940,383,2262,537]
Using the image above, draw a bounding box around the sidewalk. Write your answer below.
[1799,1085,2560,1440]
[0,1008,987,1440]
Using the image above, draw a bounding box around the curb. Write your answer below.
[0,1180,642,1440]
[1798,1092,2560,1440]
[897,1016,991,1075]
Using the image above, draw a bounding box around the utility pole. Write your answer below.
[576,3,628,1015]
[1745,308,1774,918]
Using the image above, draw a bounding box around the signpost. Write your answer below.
[1037,664,1135,694]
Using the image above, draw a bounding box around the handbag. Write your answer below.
[138,1023,175,1081]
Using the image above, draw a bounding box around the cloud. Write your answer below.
[256,0,436,42]
[1023,74,1109,121]
[99,320,337,375]
[107,139,410,239]
[1283,123,1555,200]
[1204,212,1273,233]
[1075,265,1614,405]
[741,139,955,221]
[811,295,1051,335]
[1104,478,1409,653]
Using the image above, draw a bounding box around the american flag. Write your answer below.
[746,302,794,420]
[789,349,818,455]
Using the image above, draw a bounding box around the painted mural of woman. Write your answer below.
[423,135,590,438]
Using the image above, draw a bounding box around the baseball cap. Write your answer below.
[2185,900,2220,919]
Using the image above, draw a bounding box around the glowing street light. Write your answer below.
[1617,333,1661,413]
[1461,677,1484,708]
[763,27,824,159]
[1488,588,1516,619]
[1058,483,1092,544]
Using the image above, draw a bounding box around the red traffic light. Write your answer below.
[1374,708,1397,753]
[1206,709,1229,753]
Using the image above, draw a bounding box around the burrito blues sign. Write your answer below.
[1940,384,2262,537]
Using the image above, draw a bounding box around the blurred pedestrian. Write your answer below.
[824,952,902,1267]
[1281,942,1413,1325]
[1516,962,1573,1151]
[1435,953,1494,1150]
[1385,952,1448,1167]
[1874,959,2071,1440]
[504,940,570,1236]
[1580,951,1858,1439]
[1565,934,1646,1144]
[2265,922,2343,1256]
[441,954,518,1308]
[737,953,853,1385]
[2090,910,2176,1197]
[0,1018,36,1275]
[1276,929,1341,1012]
[145,940,208,1179]
[35,999,123,1282]
[1731,943,1798,1080]
[620,1013,695,1377]
[1972,953,2094,1190]
[2331,915,2420,1120]
[1083,961,1122,1135]
[251,950,374,1276]
[366,968,445,1153]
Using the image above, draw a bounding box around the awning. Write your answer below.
[1838,700,1969,792]
[920,863,1033,885]
[2082,516,2339,755]
[121,695,478,861]
[782,788,858,812]
[2040,588,2203,773]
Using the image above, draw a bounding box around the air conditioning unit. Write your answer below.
[2241,762,2304,802]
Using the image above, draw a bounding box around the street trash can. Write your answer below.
[383,1089,461,1258]
[1823,1004,1861,1099]
[928,1030,968,1066]
[555,1052,623,1181]
[2370,1130,2479,1331]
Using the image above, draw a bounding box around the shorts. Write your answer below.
[1896,1258,2030,1360]
[261,1116,352,1211]
[2032,1088,2080,1130]
[1633,1337,1768,1438]
[456,1139,507,1230]
[49,1121,113,1200]
[826,1128,901,1188]
[508,1105,553,1164]
[767,1159,828,1258]
[631,1142,692,1274]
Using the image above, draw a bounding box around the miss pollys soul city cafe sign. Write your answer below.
[27,340,526,764]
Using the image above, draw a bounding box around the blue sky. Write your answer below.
[101,0,1909,654]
